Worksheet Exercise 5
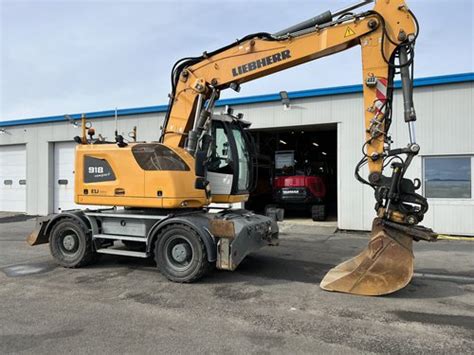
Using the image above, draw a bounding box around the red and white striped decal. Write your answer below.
[374,77,388,116]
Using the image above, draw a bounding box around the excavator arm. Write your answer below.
[160,0,437,295]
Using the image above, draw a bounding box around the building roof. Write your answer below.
[1,72,473,128]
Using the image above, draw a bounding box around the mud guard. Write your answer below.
[146,213,220,263]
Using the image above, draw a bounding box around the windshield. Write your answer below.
[231,126,250,192]
[209,124,233,174]
[208,120,252,193]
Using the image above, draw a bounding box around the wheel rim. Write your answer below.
[164,235,194,271]
[58,229,80,255]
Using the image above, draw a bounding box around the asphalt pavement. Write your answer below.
[1,215,473,354]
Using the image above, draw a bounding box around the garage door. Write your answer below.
[0,145,27,212]
[54,142,79,212]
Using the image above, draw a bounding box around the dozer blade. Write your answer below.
[320,218,415,296]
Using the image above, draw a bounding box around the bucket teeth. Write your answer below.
[320,218,415,296]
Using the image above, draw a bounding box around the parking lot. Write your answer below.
[1,215,473,354]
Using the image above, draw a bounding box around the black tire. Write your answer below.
[311,205,326,221]
[154,224,212,283]
[49,217,98,268]
[264,204,278,217]
[275,208,285,222]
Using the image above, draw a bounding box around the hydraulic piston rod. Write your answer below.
[399,45,417,144]
[332,0,374,18]
[399,46,416,123]
[273,0,374,37]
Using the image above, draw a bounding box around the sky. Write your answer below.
[1,0,473,121]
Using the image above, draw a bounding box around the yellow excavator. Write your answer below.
[28,0,437,295]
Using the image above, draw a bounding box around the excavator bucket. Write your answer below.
[320,218,415,296]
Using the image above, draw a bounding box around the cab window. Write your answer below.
[132,144,189,171]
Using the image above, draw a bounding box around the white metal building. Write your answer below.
[1,72,473,235]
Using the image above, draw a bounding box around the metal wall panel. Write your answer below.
[0,82,472,235]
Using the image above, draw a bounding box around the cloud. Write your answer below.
[1,0,473,121]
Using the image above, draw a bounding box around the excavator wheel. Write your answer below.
[154,224,212,283]
[320,218,414,296]
[49,217,99,268]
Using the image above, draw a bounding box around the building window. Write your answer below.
[423,156,472,199]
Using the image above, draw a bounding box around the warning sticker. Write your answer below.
[344,26,356,37]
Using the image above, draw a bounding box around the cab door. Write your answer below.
[207,120,235,196]
[207,118,254,202]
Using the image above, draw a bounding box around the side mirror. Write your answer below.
[73,136,82,144]
[195,150,207,177]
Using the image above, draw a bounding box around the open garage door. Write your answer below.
[0,145,27,212]
[246,124,337,222]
